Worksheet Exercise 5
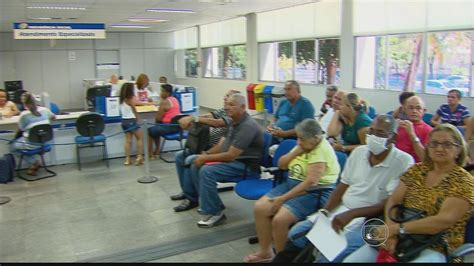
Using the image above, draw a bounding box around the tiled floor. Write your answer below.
[0,157,259,262]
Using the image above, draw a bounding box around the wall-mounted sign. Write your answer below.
[13,22,106,40]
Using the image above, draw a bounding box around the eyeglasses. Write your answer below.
[406,106,424,111]
[427,141,460,149]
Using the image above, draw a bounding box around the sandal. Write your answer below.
[135,155,144,166]
[124,157,131,166]
[26,161,41,176]
[149,155,156,160]
[243,253,274,263]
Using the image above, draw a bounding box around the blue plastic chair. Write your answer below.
[422,113,434,126]
[16,124,57,181]
[450,215,474,262]
[386,110,394,116]
[234,138,297,200]
[367,106,377,119]
[159,114,190,163]
[74,112,108,170]
[50,102,60,115]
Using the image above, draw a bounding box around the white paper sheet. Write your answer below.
[306,213,348,261]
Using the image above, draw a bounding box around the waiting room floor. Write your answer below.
[0,156,260,262]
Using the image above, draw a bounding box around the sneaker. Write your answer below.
[173,199,199,212]
[197,212,226,228]
[170,192,186,201]
[197,205,226,215]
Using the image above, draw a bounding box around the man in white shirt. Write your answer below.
[319,89,346,135]
[273,114,414,263]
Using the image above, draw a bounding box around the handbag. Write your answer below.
[387,204,447,262]
[185,122,210,154]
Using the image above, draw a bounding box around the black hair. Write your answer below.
[119,83,135,104]
[161,84,173,95]
[448,89,462,98]
[399,91,415,104]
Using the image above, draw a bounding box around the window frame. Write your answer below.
[201,43,247,80]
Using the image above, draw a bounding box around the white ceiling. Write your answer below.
[0,0,316,33]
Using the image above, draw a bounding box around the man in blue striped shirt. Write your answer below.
[431,89,470,128]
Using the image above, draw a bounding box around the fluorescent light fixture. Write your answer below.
[27,6,87,10]
[127,18,168,23]
[145,8,195,14]
[27,17,53,20]
[110,24,151,29]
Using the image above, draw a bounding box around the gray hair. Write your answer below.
[295,118,323,139]
[326,85,338,93]
[375,114,398,134]
[229,93,246,106]
[285,80,301,93]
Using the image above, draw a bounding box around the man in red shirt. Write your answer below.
[395,96,433,162]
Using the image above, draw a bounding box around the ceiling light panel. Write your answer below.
[27,6,87,10]
[145,8,196,14]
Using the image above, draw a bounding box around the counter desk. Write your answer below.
[0,106,180,166]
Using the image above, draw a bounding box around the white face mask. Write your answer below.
[366,134,389,155]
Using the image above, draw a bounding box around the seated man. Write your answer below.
[170,89,240,210]
[273,115,414,263]
[174,94,264,227]
[431,89,470,128]
[395,95,432,162]
[392,91,415,120]
[318,85,338,119]
[319,89,346,134]
[267,80,315,144]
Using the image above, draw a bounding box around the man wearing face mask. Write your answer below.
[273,115,414,263]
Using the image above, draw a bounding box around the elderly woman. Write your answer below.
[327,92,372,153]
[11,92,55,175]
[0,89,19,118]
[344,123,474,263]
[244,119,340,263]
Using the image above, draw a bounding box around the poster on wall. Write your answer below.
[13,22,106,39]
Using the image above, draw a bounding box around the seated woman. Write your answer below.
[243,119,340,263]
[148,84,181,159]
[327,92,372,153]
[10,92,55,175]
[0,89,20,118]
[431,89,470,128]
[344,123,474,263]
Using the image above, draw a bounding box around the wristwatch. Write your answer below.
[193,115,199,123]
[399,223,406,235]
[412,136,420,144]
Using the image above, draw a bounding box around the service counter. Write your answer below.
[0,105,182,166]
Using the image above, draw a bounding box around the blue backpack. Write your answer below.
[0,153,16,183]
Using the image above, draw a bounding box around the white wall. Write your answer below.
[176,0,474,116]
[0,32,175,110]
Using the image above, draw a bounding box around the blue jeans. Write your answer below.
[288,219,366,262]
[343,244,447,263]
[195,160,258,215]
[174,149,199,202]
[10,137,41,166]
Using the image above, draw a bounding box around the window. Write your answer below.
[318,39,340,85]
[260,38,339,84]
[185,49,198,78]
[355,30,473,96]
[202,45,246,79]
[425,31,472,96]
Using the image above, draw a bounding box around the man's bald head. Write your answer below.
[404,95,425,122]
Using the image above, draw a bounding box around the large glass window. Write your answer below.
[425,31,472,96]
[356,30,473,96]
[185,49,198,78]
[260,38,339,84]
[295,40,316,83]
[202,45,246,80]
[318,39,340,85]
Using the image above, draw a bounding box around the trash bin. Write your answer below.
[272,86,286,113]
[263,85,275,114]
[246,83,257,110]
[174,86,197,113]
[254,84,265,112]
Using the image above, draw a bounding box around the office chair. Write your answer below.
[74,112,108,170]
[449,215,474,262]
[16,124,56,181]
[158,114,189,163]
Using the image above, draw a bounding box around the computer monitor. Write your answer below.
[4,80,24,104]
[86,85,111,111]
